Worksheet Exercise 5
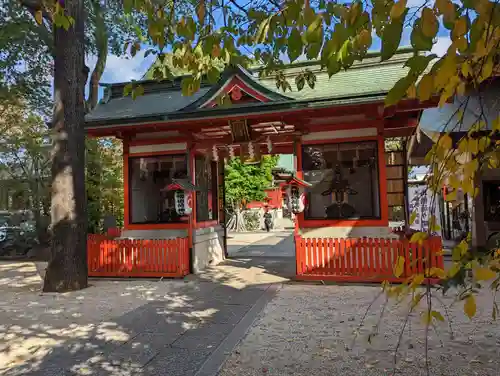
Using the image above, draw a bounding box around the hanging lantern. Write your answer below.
[212,145,219,162]
[248,141,255,159]
[174,190,193,216]
[281,176,312,214]
[266,136,272,154]
[139,158,148,181]
[165,179,198,216]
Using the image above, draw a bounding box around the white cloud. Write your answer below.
[86,49,156,84]
[431,37,452,57]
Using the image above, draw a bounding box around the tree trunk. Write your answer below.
[43,0,88,292]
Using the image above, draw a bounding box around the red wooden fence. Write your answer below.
[87,236,190,278]
[295,236,444,283]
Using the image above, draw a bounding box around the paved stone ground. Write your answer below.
[224,231,296,281]
[219,284,500,376]
[226,231,281,255]
[0,255,285,376]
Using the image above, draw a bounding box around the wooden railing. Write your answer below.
[295,236,444,283]
[87,236,190,278]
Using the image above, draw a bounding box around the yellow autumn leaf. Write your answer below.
[475,38,488,57]
[448,262,461,277]
[436,0,455,21]
[454,36,468,52]
[478,136,490,153]
[439,75,460,106]
[428,267,446,279]
[461,61,472,77]
[493,116,500,132]
[417,74,434,101]
[445,189,457,201]
[393,256,405,278]
[468,138,479,154]
[457,82,466,96]
[358,29,372,48]
[463,159,478,177]
[411,292,423,308]
[434,54,456,89]
[35,10,43,25]
[410,232,427,244]
[457,239,469,256]
[390,0,407,19]
[431,310,445,322]
[480,56,494,82]
[421,7,438,37]
[457,138,468,153]
[462,178,473,195]
[475,267,497,281]
[438,134,452,150]
[453,16,467,39]
[448,174,460,189]
[410,274,425,289]
[464,295,477,319]
[407,83,417,99]
[421,311,432,325]
[429,215,441,232]
[409,211,417,225]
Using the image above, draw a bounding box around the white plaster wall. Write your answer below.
[192,225,225,273]
[300,226,398,239]
[129,142,187,154]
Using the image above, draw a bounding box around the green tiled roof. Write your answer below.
[85,48,417,127]
[254,50,414,100]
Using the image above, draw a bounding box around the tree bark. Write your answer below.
[43,0,88,292]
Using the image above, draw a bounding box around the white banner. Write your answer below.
[408,184,442,238]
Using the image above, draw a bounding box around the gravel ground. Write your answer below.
[0,258,286,375]
[219,284,500,376]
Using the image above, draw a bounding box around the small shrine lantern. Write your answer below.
[281,176,312,214]
[165,179,198,216]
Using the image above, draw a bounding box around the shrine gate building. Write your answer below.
[85,48,444,282]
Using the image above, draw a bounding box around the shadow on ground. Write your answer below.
[0,260,280,376]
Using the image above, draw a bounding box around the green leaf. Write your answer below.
[306,16,323,43]
[385,75,414,107]
[207,67,220,84]
[404,54,437,75]
[411,20,434,51]
[304,6,316,26]
[305,70,316,89]
[255,17,271,44]
[338,39,351,67]
[306,42,321,60]
[327,55,341,77]
[381,9,407,61]
[295,74,305,91]
[287,28,303,63]
[134,85,144,98]
[123,83,133,97]
[181,76,194,96]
